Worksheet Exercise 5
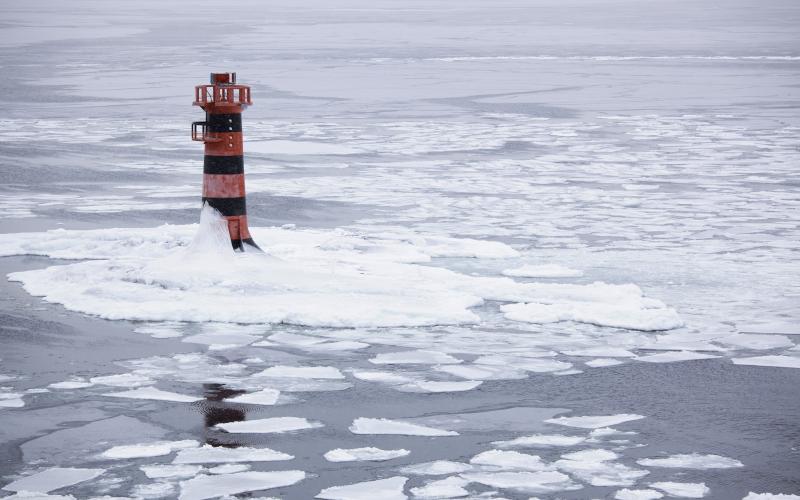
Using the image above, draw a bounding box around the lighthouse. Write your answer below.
[192,72,259,251]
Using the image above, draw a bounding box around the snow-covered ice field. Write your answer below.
[1,0,799,498]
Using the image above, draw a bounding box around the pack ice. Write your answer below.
[1,206,681,330]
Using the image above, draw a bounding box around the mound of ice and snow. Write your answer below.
[1,206,681,331]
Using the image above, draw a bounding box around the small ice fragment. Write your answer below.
[226,388,280,405]
[316,476,408,500]
[217,417,322,434]
[615,489,664,500]
[637,453,743,469]
[2,468,105,493]
[436,364,527,381]
[731,356,800,369]
[349,418,458,436]
[474,355,571,373]
[398,380,482,393]
[650,481,710,498]
[635,351,720,363]
[561,347,636,358]
[0,394,24,408]
[101,440,198,459]
[546,414,645,429]
[561,449,618,462]
[470,450,550,471]
[104,387,201,402]
[493,434,586,448]
[555,449,648,487]
[370,351,462,365]
[173,444,293,463]
[140,464,202,479]
[324,447,410,462]
[400,461,473,476]
[257,365,345,379]
[502,264,583,278]
[460,470,580,494]
[179,470,305,500]
[409,476,470,499]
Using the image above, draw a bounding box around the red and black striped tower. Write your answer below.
[192,72,259,251]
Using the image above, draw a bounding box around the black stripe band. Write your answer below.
[233,238,261,251]
[204,155,244,175]
[203,197,246,216]
[206,113,242,133]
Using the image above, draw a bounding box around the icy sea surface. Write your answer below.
[1,0,799,499]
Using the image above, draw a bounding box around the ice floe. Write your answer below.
[0,390,24,408]
[323,447,410,462]
[400,461,474,476]
[173,445,293,463]
[207,464,250,474]
[732,356,800,369]
[470,450,549,471]
[370,351,462,365]
[104,387,202,403]
[546,414,645,429]
[101,440,198,459]
[460,470,581,494]
[554,449,648,487]
[502,300,683,331]
[615,489,664,500]
[585,358,626,368]
[409,476,470,498]
[743,494,800,500]
[216,417,323,434]
[650,481,710,498]
[257,365,345,379]
[89,373,154,387]
[140,464,202,479]
[226,388,281,405]
[179,470,305,500]
[349,418,458,436]
[317,476,408,500]
[397,380,482,393]
[48,378,94,390]
[2,468,105,493]
[2,209,679,331]
[502,264,583,278]
[635,351,720,363]
[492,434,586,448]
[637,453,743,469]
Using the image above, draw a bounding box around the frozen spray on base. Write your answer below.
[192,72,259,251]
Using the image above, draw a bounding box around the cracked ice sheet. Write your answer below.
[179,470,305,500]
[1,207,679,330]
[2,468,105,493]
[317,476,408,500]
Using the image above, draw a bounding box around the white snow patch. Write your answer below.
[349,418,458,436]
[546,414,645,429]
[2,468,105,493]
[317,476,408,500]
[637,453,743,469]
[502,264,583,278]
[216,417,322,434]
[179,470,305,500]
[650,482,710,498]
[173,444,293,463]
[324,447,410,462]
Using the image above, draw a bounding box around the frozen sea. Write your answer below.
[1,0,799,499]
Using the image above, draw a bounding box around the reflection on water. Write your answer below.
[201,383,246,447]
